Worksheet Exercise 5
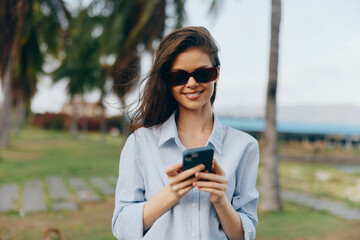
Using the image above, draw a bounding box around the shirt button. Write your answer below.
[192,203,196,208]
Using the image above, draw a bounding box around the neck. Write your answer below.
[176,106,214,133]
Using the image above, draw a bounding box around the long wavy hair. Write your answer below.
[129,26,220,132]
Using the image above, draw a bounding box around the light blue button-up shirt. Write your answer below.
[112,112,259,240]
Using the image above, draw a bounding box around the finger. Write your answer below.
[178,164,205,181]
[212,159,225,176]
[178,185,195,196]
[195,172,227,183]
[165,162,182,177]
[197,187,224,196]
[171,176,198,192]
[193,181,227,191]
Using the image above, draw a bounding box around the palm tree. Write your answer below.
[12,1,64,132]
[89,0,185,133]
[53,8,104,138]
[0,0,25,150]
[0,0,69,151]
[260,0,282,211]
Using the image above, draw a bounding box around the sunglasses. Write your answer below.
[164,67,218,86]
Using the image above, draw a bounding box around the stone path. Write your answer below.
[48,176,77,211]
[1,177,360,221]
[0,184,19,212]
[22,179,46,212]
[281,190,360,220]
[0,176,117,214]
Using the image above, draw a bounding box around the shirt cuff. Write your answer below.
[238,212,256,240]
[113,202,146,240]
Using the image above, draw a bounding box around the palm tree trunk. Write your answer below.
[0,56,13,148]
[70,97,78,138]
[120,98,129,135]
[13,91,24,134]
[260,0,282,211]
[81,96,88,140]
[0,0,25,149]
[100,103,106,145]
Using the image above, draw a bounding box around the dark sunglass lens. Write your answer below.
[194,68,217,83]
[168,71,189,86]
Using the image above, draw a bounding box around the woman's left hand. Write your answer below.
[193,159,228,204]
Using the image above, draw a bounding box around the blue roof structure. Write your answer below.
[219,117,360,136]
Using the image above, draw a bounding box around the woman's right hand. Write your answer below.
[164,163,205,198]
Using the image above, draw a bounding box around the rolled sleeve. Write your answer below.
[113,201,146,239]
[112,133,146,239]
[233,140,260,240]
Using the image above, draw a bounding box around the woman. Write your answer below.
[112,26,259,240]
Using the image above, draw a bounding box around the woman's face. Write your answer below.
[169,48,219,113]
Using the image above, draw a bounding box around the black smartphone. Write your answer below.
[182,146,214,175]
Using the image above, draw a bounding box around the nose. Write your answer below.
[186,76,199,88]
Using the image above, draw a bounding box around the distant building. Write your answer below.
[219,117,360,149]
[61,100,105,118]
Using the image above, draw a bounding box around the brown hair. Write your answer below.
[129,26,220,132]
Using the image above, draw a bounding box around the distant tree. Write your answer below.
[0,0,69,151]
[12,1,69,133]
[0,0,25,150]
[53,8,103,138]
[261,0,282,211]
[88,0,185,133]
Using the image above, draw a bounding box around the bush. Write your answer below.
[30,113,125,132]
[30,113,70,130]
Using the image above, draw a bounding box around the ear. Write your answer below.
[214,66,220,83]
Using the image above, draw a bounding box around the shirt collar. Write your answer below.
[207,114,226,154]
[158,111,227,154]
[158,111,179,147]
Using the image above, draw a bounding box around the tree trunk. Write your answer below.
[260,0,282,211]
[81,96,88,140]
[0,0,25,149]
[0,56,13,148]
[120,98,129,135]
[13,91,24,134]
[70,97,78,138]
[100,103,106,145]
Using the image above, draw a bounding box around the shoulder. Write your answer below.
[129,124,162,144]
[224,125,258,148]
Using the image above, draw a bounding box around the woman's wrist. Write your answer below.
[165,184,182,201]
[213,195,228,208]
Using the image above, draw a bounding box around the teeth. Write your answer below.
[185,92,202,97]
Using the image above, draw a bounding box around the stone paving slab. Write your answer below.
[0,184,19,212]
[282,190,360,220]
[90,177,115,195]
[68,177,100,202]
[22,179,46,212]
[47,176,77,211]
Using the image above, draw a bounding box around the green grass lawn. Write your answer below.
[1,127,360,239]
[0,128,125,184]
[257,201,360,240]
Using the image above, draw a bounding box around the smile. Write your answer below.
[183,90,204,98]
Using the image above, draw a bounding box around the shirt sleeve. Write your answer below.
[112,133,146,240]
[232,140,260,240]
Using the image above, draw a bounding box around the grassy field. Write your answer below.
[0,128,124,184]
[0,128,360,239]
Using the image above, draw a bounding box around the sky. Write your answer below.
[19,0,360,116]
